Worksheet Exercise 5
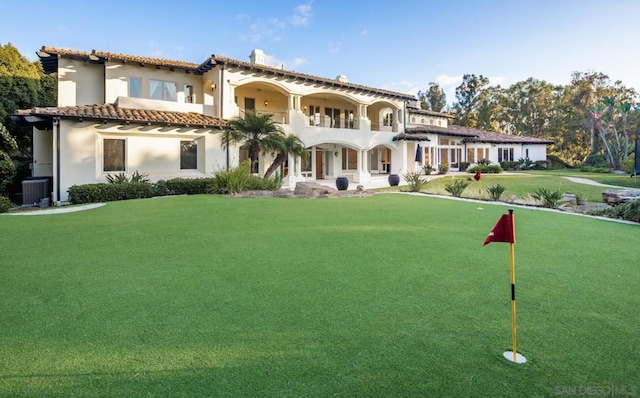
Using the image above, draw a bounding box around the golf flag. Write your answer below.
[483,213,515,246]
[484,209,526,363]
[475,171,483,209]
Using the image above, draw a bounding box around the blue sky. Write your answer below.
[2,0,639,103]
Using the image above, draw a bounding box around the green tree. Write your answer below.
[418,82,447,112]
[0,122,18,194]
[452,74,489,127]
[0,43,56,155]
[222,112,286,174]
[591,96,636,169]
[263,134,308,178]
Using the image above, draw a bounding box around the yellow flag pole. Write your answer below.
[504,208,526,364]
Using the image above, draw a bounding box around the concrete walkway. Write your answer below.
[4,203,105,216]
[562,176,625,188]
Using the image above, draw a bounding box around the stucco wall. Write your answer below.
[58,59,104,106]
[105,62,205,106]
[56,120,226,201]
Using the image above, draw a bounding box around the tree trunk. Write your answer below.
[264,154,285,178]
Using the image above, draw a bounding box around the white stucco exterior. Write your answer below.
[24,46,551,203]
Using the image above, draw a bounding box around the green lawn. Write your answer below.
[1,194,638,397]
[385,169,640,204]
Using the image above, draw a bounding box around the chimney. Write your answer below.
[336,74,349,83]
[249,49,266,65]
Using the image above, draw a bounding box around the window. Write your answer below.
[150,80,177,101]
[411,116,416,123]
[439,138,449,145]
[341,148,357,170]
[180,140,197,170]
[129,77,141,98]
[498,147,514,162]
[184,84,194,103]
[467,148,475,163]
[244,98,256,113]
[302,149,312,173]
[104,139,125,172]
[383,111,393,127]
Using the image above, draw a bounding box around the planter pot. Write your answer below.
[388,174,400,186]
[336,177,349,191]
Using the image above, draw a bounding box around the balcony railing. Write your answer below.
[306,114,358,129]
[370,122,395,132]
[239,109,289,124]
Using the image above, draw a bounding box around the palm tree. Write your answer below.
[263,134,308,178]
[222,113,285,174]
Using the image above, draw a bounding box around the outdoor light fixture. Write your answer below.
[334,151,339,157]
[211,83,217,91]
[264,100,268,107]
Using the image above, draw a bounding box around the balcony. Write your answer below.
[306,114,358,129]
[239,108,289,124]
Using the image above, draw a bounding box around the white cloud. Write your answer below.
[242,18,286,43]
[291,2,313,26]
[327,41,341,54]
[435,74,463,87]
[263,53,307,70]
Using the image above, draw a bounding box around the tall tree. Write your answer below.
[418,82,447,112]
[222,112,286,174]
[566,71,616,155]
[0,43,56,155]
[452,74,489,127]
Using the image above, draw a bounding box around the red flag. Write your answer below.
[474,171,482,181]
[484,214,515,246]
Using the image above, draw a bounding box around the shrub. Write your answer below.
[210,161,283,194]
[486,184,506,201]
[533,160,549,170]
[422,164,435,175]
[155,178,215,195]
[458,161,470,172]
[584,152,609,168]
[579,166,612,173]
[468,164,503,174]
[68,182,154,204]
[545,154,571,169]
[444,179,470,197]
[588,199,640,223]
[0,196,13,213]
[531,187,563,208]
[438,162,449,174]
[518,157,535,170]
[130,170,150,183]
[0,158,17,194]
[477,158,491,166]
[500,161,520,171]
[105,172,129,184]
[402,171,428,192]
[622,153,635,174]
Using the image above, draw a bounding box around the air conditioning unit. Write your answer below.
[22,179,50,206]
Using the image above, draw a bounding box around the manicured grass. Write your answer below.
[1,194,638,397]
[383,169,639,204]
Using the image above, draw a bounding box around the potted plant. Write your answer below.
[388,173,400,186]
[575,193,587,205]
[335,176,349,191]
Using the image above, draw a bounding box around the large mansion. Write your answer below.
[15,47,552,203]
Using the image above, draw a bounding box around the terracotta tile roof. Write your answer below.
[209,54,415,100]
[38,46,200,73]
[37,46,415,100]
[16,103,226,128]
[407,106,454,119]
[450,125,554,144]
[395,125,554,144]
